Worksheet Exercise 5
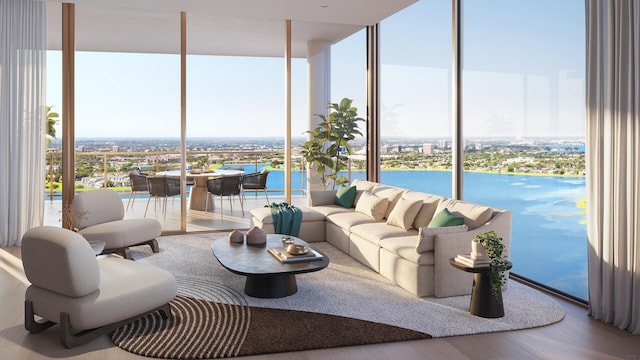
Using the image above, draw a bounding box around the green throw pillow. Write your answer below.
[427,207,465,227]
[335,185,357,208]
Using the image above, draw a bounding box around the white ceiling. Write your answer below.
[46,0,418,58]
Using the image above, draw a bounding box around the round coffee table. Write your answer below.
[211,234,329,298]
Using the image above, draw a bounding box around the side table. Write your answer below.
[449,258,513,318]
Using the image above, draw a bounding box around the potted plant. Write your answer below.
[474,231,509,302]
[301,98,364,190]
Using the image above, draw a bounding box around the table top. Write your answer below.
[158,169,244,177]
[211,234,329,277]
[449,258,513,273]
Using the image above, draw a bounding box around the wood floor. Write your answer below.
[1,246,638,360]
[8,196,640,358]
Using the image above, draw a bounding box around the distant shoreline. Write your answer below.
[267,166,585,178]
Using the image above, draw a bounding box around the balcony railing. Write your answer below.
[45,150,315,201]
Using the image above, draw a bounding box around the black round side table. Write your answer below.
[449,258,513,318]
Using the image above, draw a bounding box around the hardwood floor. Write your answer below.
[7,196,640,359]
[1,246,638,359]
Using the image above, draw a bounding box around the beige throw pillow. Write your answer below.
[386,197,423,230]
[355,192,389,221]
[416,224,468,253]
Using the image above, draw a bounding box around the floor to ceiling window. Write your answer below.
[379,0,452,196]
[331,29,367,183]
[463,0,586,299]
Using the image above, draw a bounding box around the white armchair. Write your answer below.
[71,189,162,259]
[22,226,176,348]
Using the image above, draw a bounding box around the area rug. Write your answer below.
[111,294,430,359]
[112,233,564,356]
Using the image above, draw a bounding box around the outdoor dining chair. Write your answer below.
[145,176,181,218]
[205,174,244,217]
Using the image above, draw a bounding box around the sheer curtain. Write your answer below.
[0,0,47,247]
[586,0,639,335]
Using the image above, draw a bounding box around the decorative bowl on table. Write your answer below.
[286,244,309,255]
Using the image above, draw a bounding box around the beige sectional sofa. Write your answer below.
[250,179,511,298]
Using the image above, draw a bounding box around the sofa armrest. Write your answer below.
[309,190,337,206]
[433,210,512,297]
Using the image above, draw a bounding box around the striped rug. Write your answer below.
[111,294,431,359]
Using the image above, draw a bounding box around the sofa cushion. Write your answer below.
[326,211,376,231]
[309,190,337,206]
[350,222,418,245]
[354,192,389,221]
[351,179,378,207]
[371,185,405,219]
[416,224,468,253]
[351,179,377,192]
[379,236,435,266]
[436,199,493,230]
[311,205,354,217]
[428,208,465,228]
[335,185,357,208]
[386,197,422,230]
[402,191,444,229]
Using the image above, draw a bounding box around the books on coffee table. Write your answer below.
[268,247,324,263]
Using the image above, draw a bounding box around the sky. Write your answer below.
[47,0,585,140]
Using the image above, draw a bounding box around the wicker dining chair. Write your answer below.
[127,170,149,210]
[242,168,269,204]
[145,176,181,218]
[205,174,244,217]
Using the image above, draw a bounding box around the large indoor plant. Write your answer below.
[301,98,364,190]
[474,231,509,301]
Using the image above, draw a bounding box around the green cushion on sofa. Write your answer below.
[335,185,357,208]
[427,207,465,227]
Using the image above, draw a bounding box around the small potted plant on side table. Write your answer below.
[474,231,510,303]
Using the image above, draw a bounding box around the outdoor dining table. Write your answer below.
[157,169,244,211]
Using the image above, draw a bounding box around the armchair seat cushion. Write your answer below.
[25,255,176,331]
[78,219,161,250]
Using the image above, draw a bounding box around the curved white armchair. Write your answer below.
[22,226,176,348]
[71,189,161,259]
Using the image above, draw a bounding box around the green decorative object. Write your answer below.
[334,185,357,208]
[474,231,509,302]
[427,208,465,228]
[301,98,364,190]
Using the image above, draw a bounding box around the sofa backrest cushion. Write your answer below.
[436,199,493,230]
[402,191,445,229]
[351,179,379,207]
[351,179,377,192]
[386,197,423,230]
[416,224,468,253]
[355,192,389,221]
[371,185,405,219]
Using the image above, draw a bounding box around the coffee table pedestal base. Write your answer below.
[245,274,297,298]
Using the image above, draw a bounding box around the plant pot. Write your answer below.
[471,240,490,261]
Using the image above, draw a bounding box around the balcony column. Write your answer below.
[306,40,331,194]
